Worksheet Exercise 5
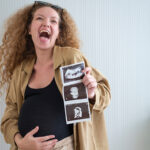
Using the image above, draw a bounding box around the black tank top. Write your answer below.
[18,78,73,141]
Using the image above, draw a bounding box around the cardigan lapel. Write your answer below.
[20,45,64,99]
[53,45,64,70]
[22,45,64,74]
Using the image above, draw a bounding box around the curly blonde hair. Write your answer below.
[0,3,80,91]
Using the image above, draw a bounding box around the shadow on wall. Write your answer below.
[123,118,150,150]
[134,118,150,150]
[107,116,150,150]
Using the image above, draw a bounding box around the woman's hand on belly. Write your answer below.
[15,126,58,150]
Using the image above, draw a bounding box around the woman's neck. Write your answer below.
[35,48,54,66]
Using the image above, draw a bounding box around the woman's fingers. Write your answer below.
[82,67,97,99]
[87,81,97,89]
[82,75,96,86]
[42,139,58,147]
[36,135,55,142]
[37,136,57,150]
[82,67,91,75]
[41,139,57,150]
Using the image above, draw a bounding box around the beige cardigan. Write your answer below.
[1,46,111,150]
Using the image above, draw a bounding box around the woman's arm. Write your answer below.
[62,47,111,112]
[82,55,111,112]
[0,65,58,150]
[0,66,21,145]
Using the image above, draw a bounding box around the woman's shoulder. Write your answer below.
[56,46,84,61]
[13,56,35,75]
[56,45,82,54]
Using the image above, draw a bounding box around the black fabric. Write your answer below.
[18,78,73,141]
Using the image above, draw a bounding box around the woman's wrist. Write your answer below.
[14,132,22,148]
[89,94,96,105]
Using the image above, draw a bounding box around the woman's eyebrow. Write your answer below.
[34,14,44,17]
[34,14,59,19]
[51,16,59,19]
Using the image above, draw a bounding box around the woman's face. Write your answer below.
[29,6,60,51]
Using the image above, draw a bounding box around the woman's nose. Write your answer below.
[42,19,50,27]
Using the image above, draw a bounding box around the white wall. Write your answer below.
[0,0,150,150]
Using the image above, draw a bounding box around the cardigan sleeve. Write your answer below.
[0,65,20,146]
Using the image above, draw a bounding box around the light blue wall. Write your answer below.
[0,0,150,150]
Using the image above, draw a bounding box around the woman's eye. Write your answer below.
[51,20,58,24]
[36,17,43,20]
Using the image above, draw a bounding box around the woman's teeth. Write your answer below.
[40,30,50,35]
[39,30,50,38]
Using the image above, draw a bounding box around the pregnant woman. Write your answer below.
[0,1,111,150]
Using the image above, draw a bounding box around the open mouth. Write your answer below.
[39,30,50,39]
